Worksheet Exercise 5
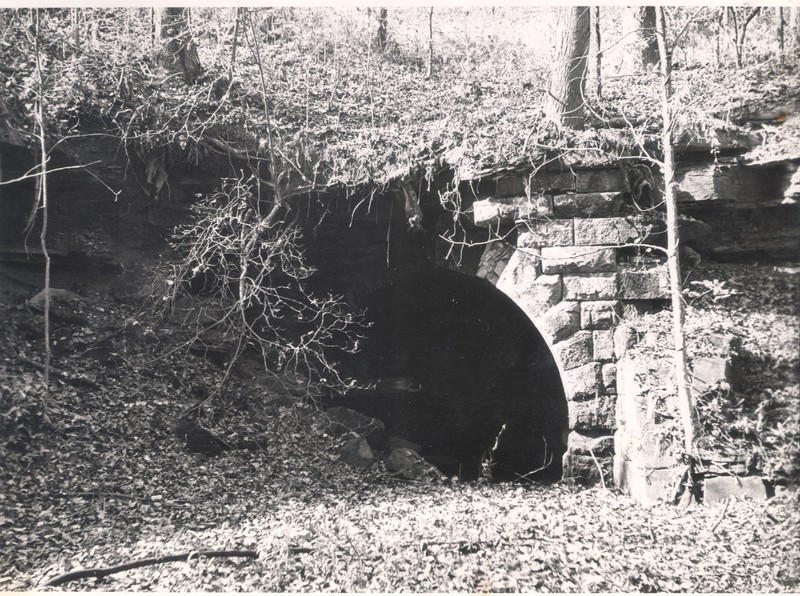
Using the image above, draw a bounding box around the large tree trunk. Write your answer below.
[621,6,659,72]
[158,7,203,84]
[793,7,800,49]
[593,7,602,98]
[544,6,591,129]
[376,8,388,52]
[640,7,659,67]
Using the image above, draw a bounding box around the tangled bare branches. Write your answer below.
[159,175,366,398]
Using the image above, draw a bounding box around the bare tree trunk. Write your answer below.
[655,7,695,456]
[793,7,800,49]
[228,8,241,84]
[377,8,388,52]
[426,7,433,79]
[544,6,591,129]
[88,10,100,50]
[150,8,157,51]
[620,6,659,73]
[72,8,81,52]
[593,6,602,98]
[159,7,203,84]
[715,8,723,68]
[33,9,51,389]
[779,7,785,65]
[246,10,282,210]
[640,6,659,67]
[730,7,761,68]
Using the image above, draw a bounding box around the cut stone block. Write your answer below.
[593,330,615,361]
[581,300,620,329]
[567,431,615,456]
[541,245,617,274]
[500,273,563,320]
[518,219,574,247]
[529,170,576,193]
[614,458,684,507]
[708,333,743,358]
[575,168,630,193]
[517,195,555,220]
[563,273,617,300]
[496,248,540,294]
[476,240,514,285]
[574,216,651,246]
[553,331,593,370]
[691,357,729,396]
[473,198,517,228]
[554,192,624,217]
[563,453,613,485]
[614,325,638,358]
[602,363,617,393]
[569,393,616,431]
[518,274,563,311]
[616,356,675,435]
[704,476,768,503]
[496,175,525,197]
[617,268,670,299]
[562,362,601,401]
[473,196,552,227]
[540,301,581,343]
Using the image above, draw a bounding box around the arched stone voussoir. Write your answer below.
[492,245,614,483]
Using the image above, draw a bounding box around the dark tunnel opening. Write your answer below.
[331,268,568,482]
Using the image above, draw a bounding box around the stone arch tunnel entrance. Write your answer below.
[332,268,568,481]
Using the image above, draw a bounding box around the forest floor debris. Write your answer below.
[0,263,798,592]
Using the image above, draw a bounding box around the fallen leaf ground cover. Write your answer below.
[1,263,799,592]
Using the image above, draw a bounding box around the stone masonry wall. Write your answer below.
[470,167,671,485]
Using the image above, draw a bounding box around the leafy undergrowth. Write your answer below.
[2,9,799,190]
[623,262,800,483]
[1,264,799,592]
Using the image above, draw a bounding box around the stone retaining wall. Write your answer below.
[469,167,671,486]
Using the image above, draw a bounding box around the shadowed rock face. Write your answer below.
[333,268,568,482]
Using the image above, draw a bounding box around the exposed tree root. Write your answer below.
[43,550,258,587]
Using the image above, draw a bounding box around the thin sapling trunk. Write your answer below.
[33,9,52,390]
[655,7,696,457]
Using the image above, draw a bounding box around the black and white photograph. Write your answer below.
[0,4,798,591]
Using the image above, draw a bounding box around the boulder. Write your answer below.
[325,406,387,449]
[339,437,375,469]
[386,448,446,481]
[424,453,462,477]
[27,288,87,324]
[387,436,422,454]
